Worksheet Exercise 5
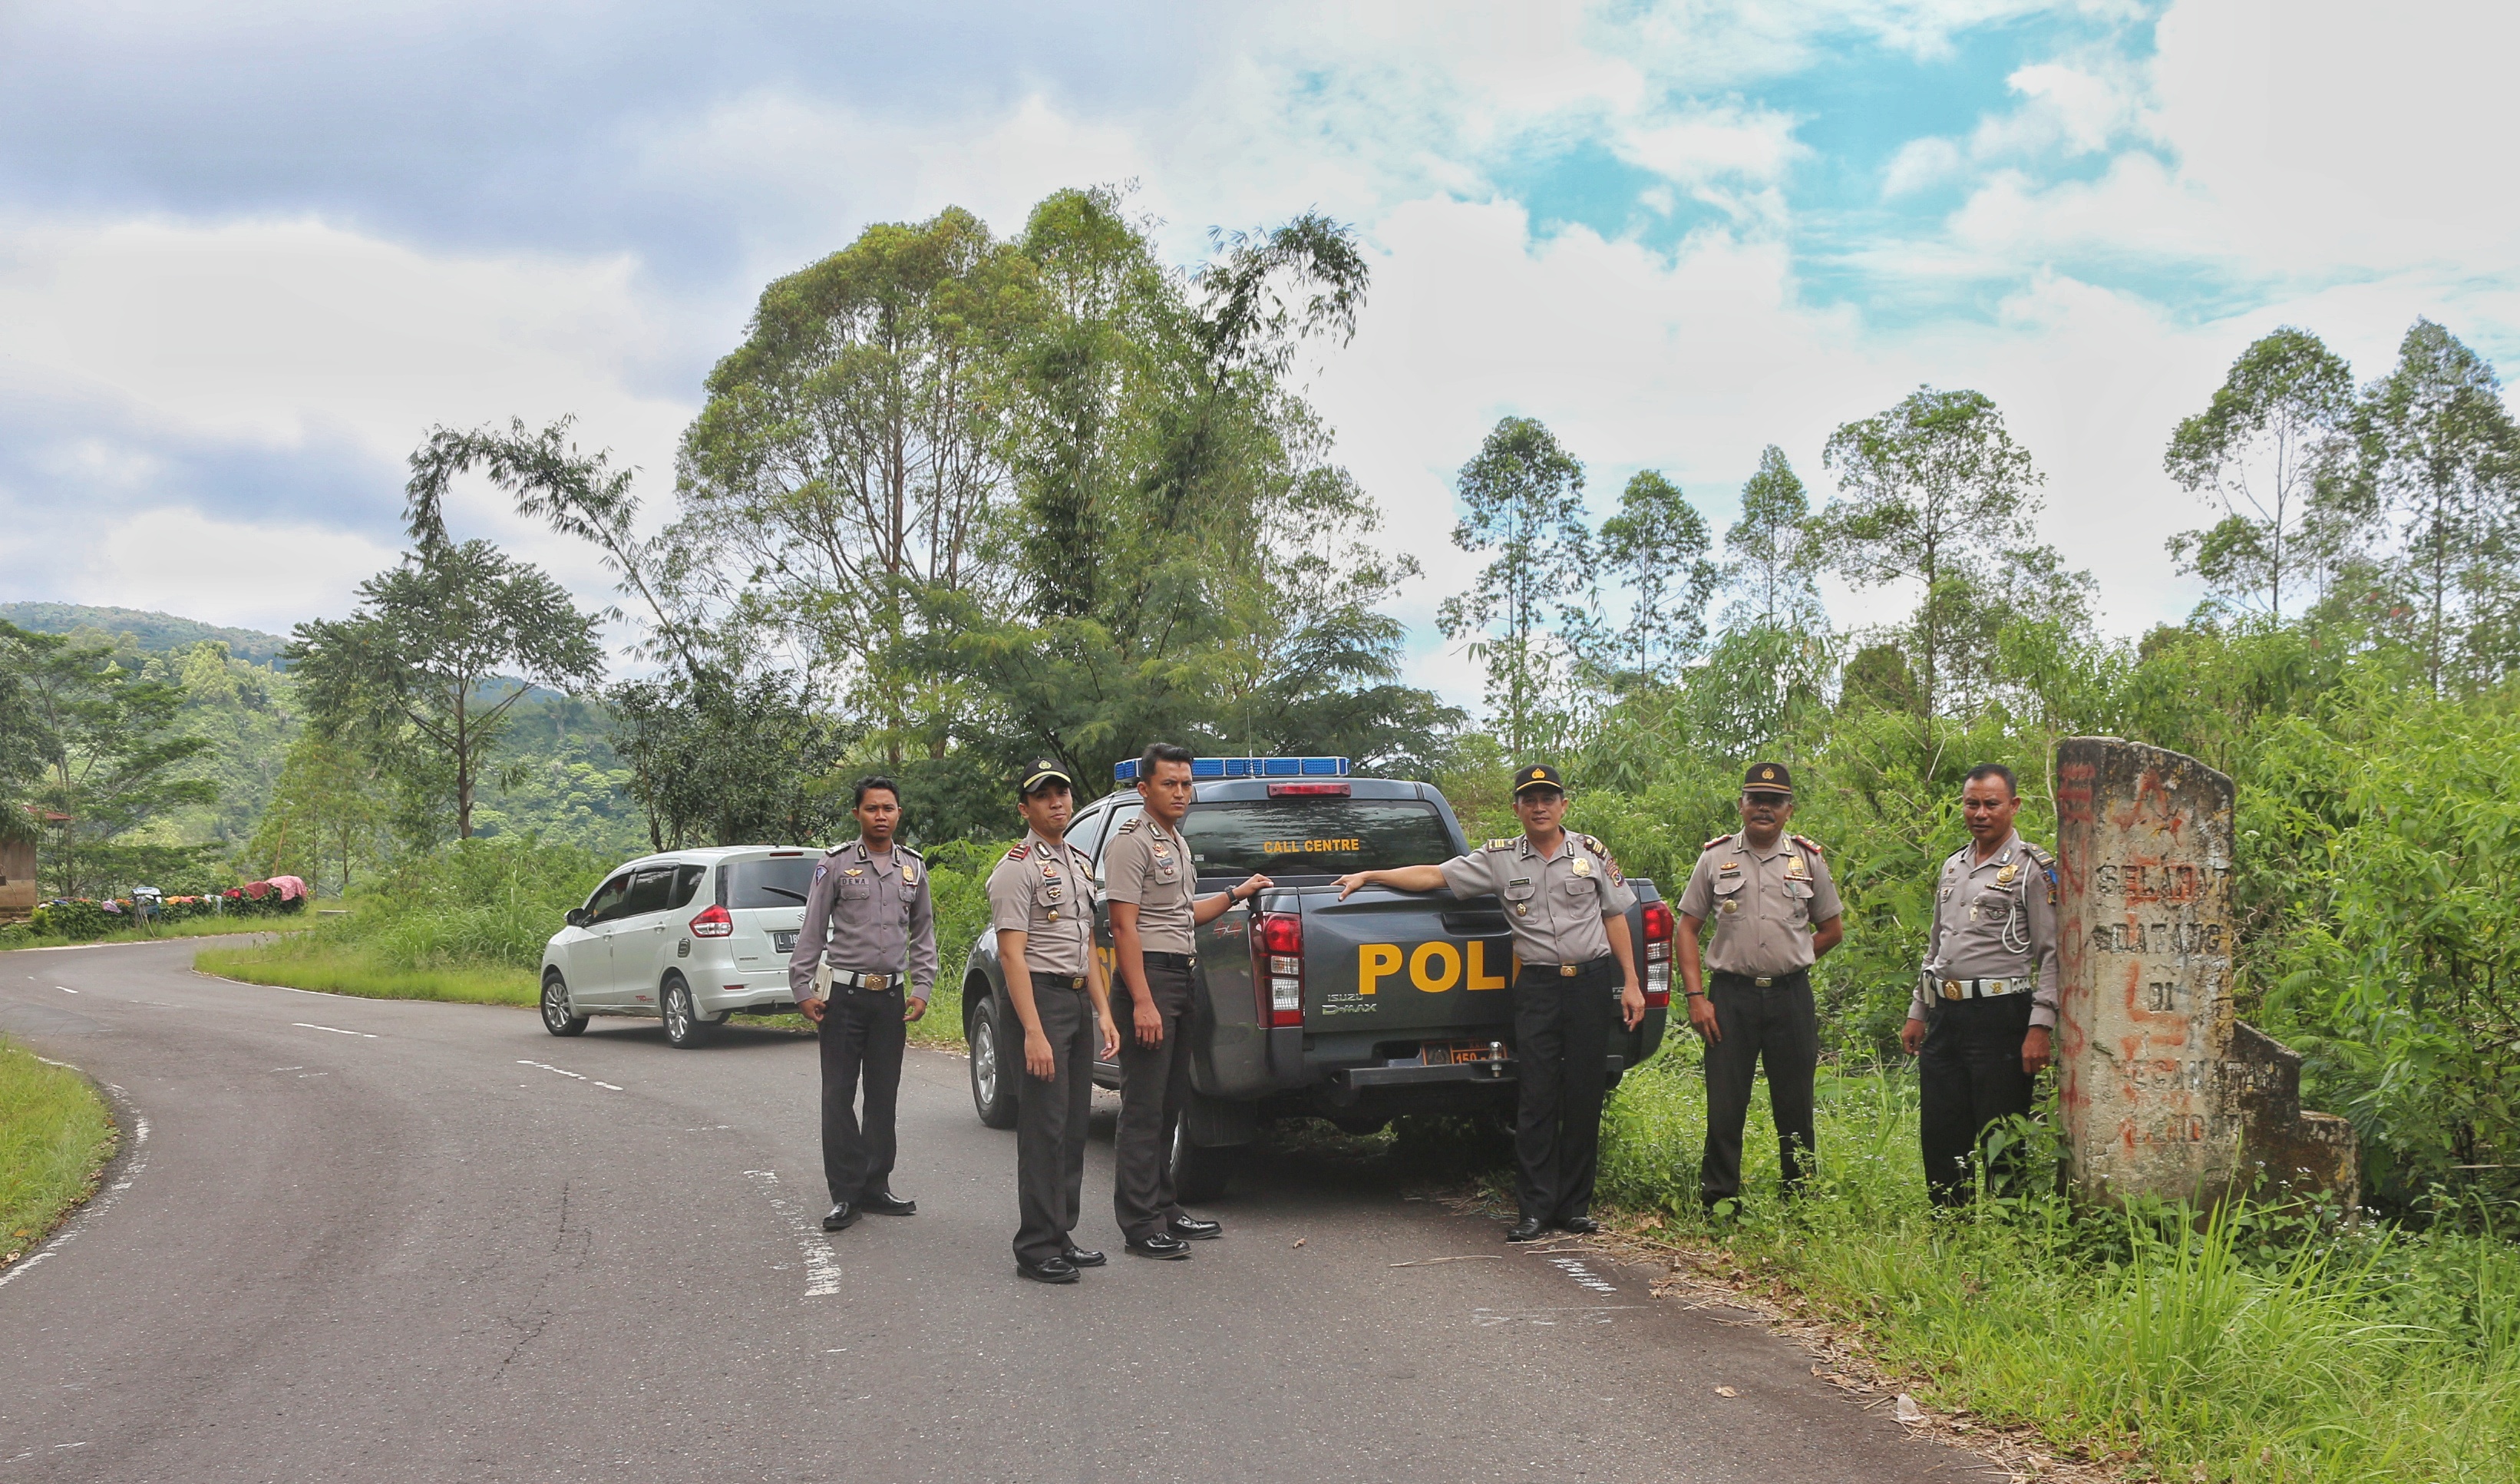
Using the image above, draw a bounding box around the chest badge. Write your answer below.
[1784,854,1809,881]
[1513,902,1528,917]
[901,866,917,885]
[1571,857,1590,878]
[1995,862,2018,887]
[843,868,865,878]
[1720,900,1739,914]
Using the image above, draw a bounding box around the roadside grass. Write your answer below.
[1,1036,117,1267]
[2,908,323,951]
[1593,1048,2520,1482]
[195,943,537,1006]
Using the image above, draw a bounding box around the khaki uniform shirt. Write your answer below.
[787,838,938,1004]
[1911,831,2059,1029]
[985,829,1098,979]
[1676,831,1842,978]
[1439,831,1637,968]
[1102,813,1197,954]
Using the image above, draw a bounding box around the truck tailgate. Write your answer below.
[1296,886,1515,1036]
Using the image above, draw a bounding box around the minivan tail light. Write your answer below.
[1640,900,1674,1007]
[689,903,734,938]
[1252,911,1303,1028]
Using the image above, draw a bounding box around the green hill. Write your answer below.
[0,603,292,666]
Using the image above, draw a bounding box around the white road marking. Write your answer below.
[745,1170,843,1297]
[0,1081,147,1291]
[514,1060,623,1090]
[592,1081,623,1091]
[1546,1256,1620,1294]
[56,986,78,994]
[292,1022,378,1039]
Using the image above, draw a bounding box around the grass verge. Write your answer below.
[196,944,537,1006]
[2,909,323,951]
[1587,1047,2520,1482]
[1,1035,117,1268]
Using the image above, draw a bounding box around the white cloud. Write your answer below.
[66,507,403,636]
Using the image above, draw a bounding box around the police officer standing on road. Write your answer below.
[986,759,1122,1285]
[788,776,937,1233]
[1900,762,2059,1205]
[1674,762,1845,1211]
[1334,765,1645,1243]
[1105,742,1274,1261]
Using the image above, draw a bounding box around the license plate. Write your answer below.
[1429,1042,1506,1066]
[771,931,798,954]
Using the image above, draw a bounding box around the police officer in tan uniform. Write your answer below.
[1335,764,1644,1242]
[986,759,1121,1284]
[1674,762,1844,1210]
[1104,742,1273,1260]
[1899,762,2059,1205]
[787,776,937,1233]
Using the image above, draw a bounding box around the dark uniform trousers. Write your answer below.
[1699,970,1820,1207]
[819,984,906,1205]
[1917,992,2038,1205]
[1113,955,1197,1240]
[1511,957,1616,1225]
[1014,976,1095,1266]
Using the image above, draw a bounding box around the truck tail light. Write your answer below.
[1252,911,1304,1028]
[1640,900,1673,1007]
[1265,782,1351,797]
[689,903,734,938]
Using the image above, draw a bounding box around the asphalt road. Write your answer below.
[2,940,1970,1482]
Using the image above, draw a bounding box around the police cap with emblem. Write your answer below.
[1742,761,1794,797]
[1511,763,1565,797]
[1018,758,1075,797]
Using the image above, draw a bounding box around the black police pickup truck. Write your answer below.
[959,757,1673,1199]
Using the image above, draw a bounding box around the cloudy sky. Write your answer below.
[3,0,2514,706]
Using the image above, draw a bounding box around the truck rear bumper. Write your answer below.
[1326,1055,1624,1092]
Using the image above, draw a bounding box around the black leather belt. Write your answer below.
[1030,972,1088,990]
[1143,950,1198,969]
[1937,977,2027,1000]
[829,969,907,991]
[1524,955,1613,980]
[1712,969,1809,990]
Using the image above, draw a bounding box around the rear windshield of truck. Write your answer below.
[1181,799,1458,877]
[721,854,816,908]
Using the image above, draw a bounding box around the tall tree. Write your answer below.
[2358,318,2520,693]
[1815,388,2044,719]
[1721,445,1824,630]
[2165,326,2359,620]
[1589,470,1716,688]
[1,622,216,897]
[289,540,603,841]
[1438,417,1592,755]
[246,731,390,895]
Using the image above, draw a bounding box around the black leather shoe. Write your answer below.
[860,1189,917,1216]
[1017,1255,1079,1284]
[1125,1233,1194,1260]
[1555,1216,1601,1235]
[1505,1216,1548,1242]
[821,1202,860,1232]
[1167,1215,1222,1241]
[1062,1244,1108,1268]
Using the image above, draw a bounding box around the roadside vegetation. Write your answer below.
[1587,1053,2520,1482]
[1,1036,117,1268]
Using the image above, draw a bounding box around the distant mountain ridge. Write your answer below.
[0,603,292,666]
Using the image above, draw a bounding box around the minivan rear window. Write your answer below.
[722,854,817,909]
[1181,799,1457,878]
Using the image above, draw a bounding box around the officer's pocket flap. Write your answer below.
[1784,878,1815,900]
[1502,878,1537,902]
[1712,874,1747,897]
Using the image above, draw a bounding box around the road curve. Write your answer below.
[3,940,1966,1482]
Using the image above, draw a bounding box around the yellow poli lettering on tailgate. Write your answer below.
[1466,939,1506,991]
[1409,941,1460,992]
[1357,943,1403,994]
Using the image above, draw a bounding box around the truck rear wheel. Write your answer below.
[1171,1121,1242,1204]
[969,994,1019,1129]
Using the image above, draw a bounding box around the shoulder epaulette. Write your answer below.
[1004,843,1030,861]
[1115,818,1141,835]
[897,844,924,860]
[2019,840,2053,864]
[1790,834,1824,856]
[1485,838,1517,851]
[1578,832,1626,883]
[1702,832,1734,850]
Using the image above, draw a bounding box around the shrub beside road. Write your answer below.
[1,1035,117,1269]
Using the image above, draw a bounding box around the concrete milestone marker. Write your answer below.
[2053,738,2357,1209]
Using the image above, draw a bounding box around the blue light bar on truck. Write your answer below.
[1112,755,1350,782]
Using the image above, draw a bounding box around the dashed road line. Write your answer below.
[56,985,78,993]
[745,1169,843,1297]
[292,1022,378,1039]
[517,1059,623,1090]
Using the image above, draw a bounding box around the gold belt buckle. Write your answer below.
[865,973,890,991]
[1066,975,1084,989]
[1752,976,1774,988]
[1557,964,1579,978]
[1940,980,1963,1000]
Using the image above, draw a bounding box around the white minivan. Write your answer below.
[539,845,820,1047]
